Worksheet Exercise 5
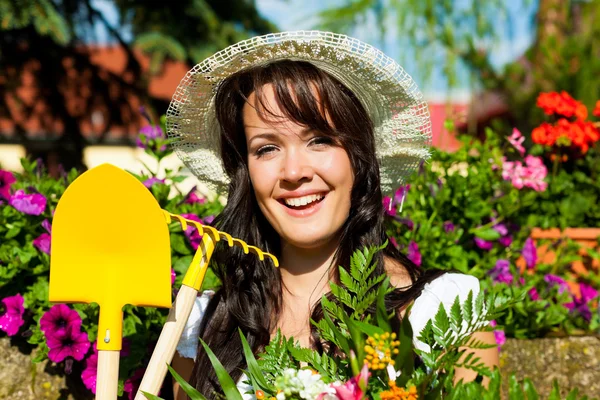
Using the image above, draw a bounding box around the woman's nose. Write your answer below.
[281,150,313,183]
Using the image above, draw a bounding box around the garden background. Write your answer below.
[1,0,599,399]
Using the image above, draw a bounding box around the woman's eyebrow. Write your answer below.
[247,132,280,145]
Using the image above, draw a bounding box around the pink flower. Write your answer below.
[507,128,526,156]
[393,184,410,204]
[46,325,91,362]
[203,215,215,225]
[123,368,146,400]
[331,363,369,400]
[143,177,165,188]
[501,156,548,192]
[181,213,204,250]
[81,350,98,393]
[184,191,206,205]
[522,238,537,269]
[40,304,82,338]
[42,219,52,233]
[382,196,395,216]
[0,170,16,200]
[0,294,25,336]
[528,287,540,301]
[565,283,599,321]
[474,237,493,250]
[493,330,506,350]
[407,240,422,266]
[171,268,176,285]
[10,189,47,215]
[544,274,569,294]
[33,233,51,254]
[498,235,513,247]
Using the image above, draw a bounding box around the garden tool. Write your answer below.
[134,213,278,400]
[49,163,172,400]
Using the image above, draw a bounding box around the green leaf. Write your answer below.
[142,392,165,400]
[523,378,538,400]
[200,340,243,400]
[239,328,270,391]
[167,364,207,400]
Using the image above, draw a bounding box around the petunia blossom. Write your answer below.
[10,189,47,215]
[407,240,422,267]
[81,349,98,393]
[46,325,91,363]
[40,304,82,338]
[443,221,455,233]
[184,191,205,205]
[181,213,204,250]
[123,368,146,400]
[382,196,395,216]
[0,294,25,336]
[528,287,540,301]
[498,235,513,247]
[493,330,506,350]
[564,283,599,321]
[33,233,51,254]
[522,238,537,269]
[544,274,569,294]
[143,177,165,188]
[488,259,513,284]
[0,170,16,200]
[474,237,493,250]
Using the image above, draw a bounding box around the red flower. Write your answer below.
[593,100,600,118]
[536,91,588,120]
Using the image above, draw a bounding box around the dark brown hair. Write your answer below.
[189,60,443,398]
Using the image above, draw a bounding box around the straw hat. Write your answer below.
[166,30,431,195]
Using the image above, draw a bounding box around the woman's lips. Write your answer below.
[278,194,327,217]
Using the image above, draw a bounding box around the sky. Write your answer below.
[92,0,538,98]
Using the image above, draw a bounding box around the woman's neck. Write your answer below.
[279,238,338,299]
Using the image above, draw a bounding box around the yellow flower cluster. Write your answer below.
[364,332,400,370]
[380,381,418,400]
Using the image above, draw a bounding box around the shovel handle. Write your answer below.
[134,284,199,400]
[97,350,120,400]
[134,234,215,400]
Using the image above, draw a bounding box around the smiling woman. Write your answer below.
[165,31,498,399]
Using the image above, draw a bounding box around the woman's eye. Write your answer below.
[256,145,278,158]
[309,136,334,146]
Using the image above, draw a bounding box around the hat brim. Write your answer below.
[166,30,431,195]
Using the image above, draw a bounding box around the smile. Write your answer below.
[277,192,328,217]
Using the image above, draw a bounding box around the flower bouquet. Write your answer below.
[141,245,592,400]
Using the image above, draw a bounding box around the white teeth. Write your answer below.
[284,194,324,207]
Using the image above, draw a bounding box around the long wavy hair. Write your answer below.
[189,60,444,397]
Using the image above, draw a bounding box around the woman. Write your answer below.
[167,32,498,399]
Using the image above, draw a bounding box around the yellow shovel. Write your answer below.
[50,164,172,400]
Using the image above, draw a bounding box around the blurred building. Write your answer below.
[0,46,468,181]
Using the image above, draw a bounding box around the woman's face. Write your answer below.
[243,84,354,250]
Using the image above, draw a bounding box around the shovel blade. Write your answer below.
[49,164,171,349]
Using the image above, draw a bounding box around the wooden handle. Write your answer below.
[96,350,120,400]
[134,284,199,400]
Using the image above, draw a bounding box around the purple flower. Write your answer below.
[565,283,599,321]
[143,177,165,188]
[498,235,513,247]
[203,215,215,225]
[10,189,47,215]
[171,268,176,285]
[0,170,16,200]
[528,287,540,301]
[389,236,399,249]
[40,304,82,338]
[46,325,91,362]
[382,196,395,216]
[474,237,493,250]
[407,240,422,266]
[522,238,537,269]
[0,294,25,336]
[136,125,165,149]
[33,233,51,254]
[488,259,513,284]
[396,217,414,230]
[544,274,569,294]
[443,221,455,233]
[181,213,204,250]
